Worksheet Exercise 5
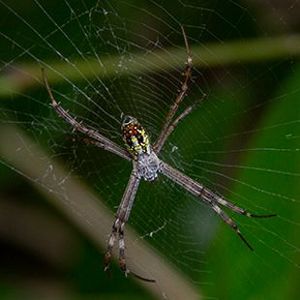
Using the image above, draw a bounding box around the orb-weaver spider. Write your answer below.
[42,27,275,282]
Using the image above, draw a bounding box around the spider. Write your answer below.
[42,27,275,282]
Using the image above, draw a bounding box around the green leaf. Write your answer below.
[204,64,300,299]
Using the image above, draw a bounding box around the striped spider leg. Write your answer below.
[154,26,207,153]
[154,26,193,153]
[103,164,155,282]
[42,68,130,161]
[160,162,276,251]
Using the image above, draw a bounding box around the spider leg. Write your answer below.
[81,137,130,161]
[212,196,276,218]
[161,162,276,218]
[210,202,253,250]
[104,165,155,282]
[154,101,201,153]
[104,219,119,271]
[41,68,130,161]
[160,161,276,250]
[154,26,193,153]
[104,166,140,272]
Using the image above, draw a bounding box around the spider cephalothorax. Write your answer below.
[121,115,160,181]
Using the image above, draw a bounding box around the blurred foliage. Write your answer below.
[204,64,300,300]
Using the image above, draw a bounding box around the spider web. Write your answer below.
[0,0,300,299]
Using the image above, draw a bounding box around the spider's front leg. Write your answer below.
[41,68,130,161]
[154,26,193,153]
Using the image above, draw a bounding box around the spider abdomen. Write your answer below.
[121,115,150,158]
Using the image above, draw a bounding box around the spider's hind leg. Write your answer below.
[118,222,156,282]
[211,203,254,251]
[118,223,127,275]
[208,193,276,250]
[104,220,119,272]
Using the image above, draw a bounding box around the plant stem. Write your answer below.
[1,35,300,97]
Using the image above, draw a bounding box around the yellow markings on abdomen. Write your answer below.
[122,119,150,159]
